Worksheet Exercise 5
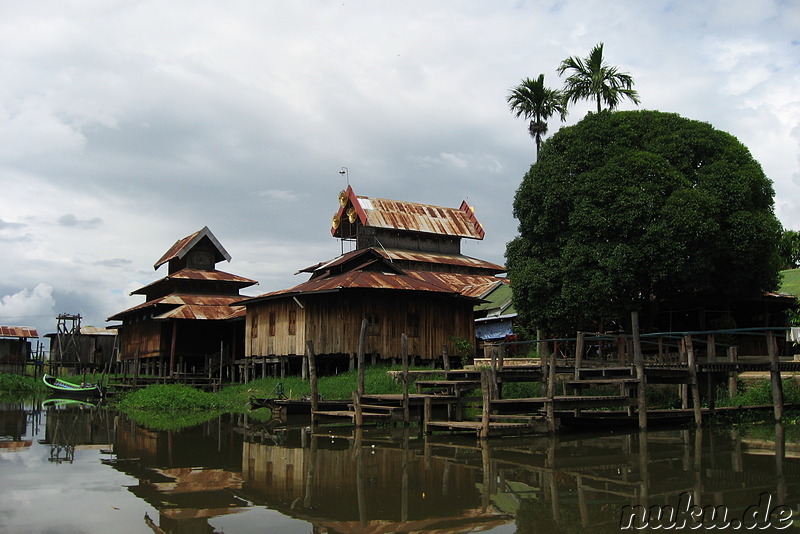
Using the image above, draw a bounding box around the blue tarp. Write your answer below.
[476,319,513,340]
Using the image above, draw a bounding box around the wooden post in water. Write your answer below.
[679,338,688,409]
[352,390,364,427]
[357,319,368,397]
[401,333,410,425]
[706,334,717,412]
[546,350,556,432]
[573,331,585,417]
[631,311,647,431]
[767,331,784,422]
[573,331,585,381]
[480,367,491,439]
[728,346,738,399]
[685,335,702,427]
[307,340,319,424]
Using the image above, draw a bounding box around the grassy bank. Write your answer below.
[111,366,425,430]
[0,374,49,397]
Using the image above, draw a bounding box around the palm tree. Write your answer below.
[557,42,640,113]
[507,74,567,159]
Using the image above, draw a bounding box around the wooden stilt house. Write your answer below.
[108,227,257,377]
[238,187,506,373]
[0,326,38,374]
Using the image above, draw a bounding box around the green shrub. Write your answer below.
[0,374,48,395]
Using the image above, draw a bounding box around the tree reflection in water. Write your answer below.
[1,404,798,533]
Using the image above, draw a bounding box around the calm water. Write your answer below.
[0,400,798,533]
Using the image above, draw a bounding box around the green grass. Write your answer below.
[0,374,49,395]
[779,268,800,298]
[110,366,423,430]
[716,378,800,408]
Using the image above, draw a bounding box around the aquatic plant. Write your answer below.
[0,373,48,395]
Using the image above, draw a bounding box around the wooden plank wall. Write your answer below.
[246,291,474,360]
[119,321,163,360]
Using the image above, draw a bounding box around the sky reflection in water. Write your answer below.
[0,401,797,533]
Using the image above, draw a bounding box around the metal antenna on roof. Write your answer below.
[339,167,349,186]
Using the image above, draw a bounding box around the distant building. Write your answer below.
[0,326,38,374]
[44,326,117,371]
[108,226,257,376]
[238,186,505,373]
[474,280,522,357]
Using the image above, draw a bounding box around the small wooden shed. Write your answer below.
[0,326,38,374]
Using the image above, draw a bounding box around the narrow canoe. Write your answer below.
[43,374,102,398]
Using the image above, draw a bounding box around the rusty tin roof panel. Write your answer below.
[378,248,506,273]
[132,269,258,295]
[153,226,232,270]
[406,271,505,299]
[357,196,484,239]
[0,326,39,338]
[332,186,485,240]
[108,294,245,321]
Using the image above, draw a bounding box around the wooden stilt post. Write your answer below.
[546,350,556,432]
[480,367,491,439]
[442,344,450,371]
[401,333,410,425]
[706,333,717,412]
[768,331,784,422]
[307,340,319,424]
[423,396,432,434]
[685,335,702,427]
[357,319,368,397]
[679,338,689,409]
[573,331,584,381]
[352,390,364,427]
[169,321,177,378]
[573,331,585,417]
[631,311,647,431]
[728,346,738,399]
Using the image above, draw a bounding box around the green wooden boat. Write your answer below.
[43,374,102,398]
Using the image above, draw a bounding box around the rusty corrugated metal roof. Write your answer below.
[240,270,460,304]
[297,247,505,275]
[0,326,38,338]
[406,271,506,299]
[332,186,485,240]
[378,248,505,273]
[239,249,505,306]
[108,294,245,321]
[132,268,257,295]
[153,226,232,270]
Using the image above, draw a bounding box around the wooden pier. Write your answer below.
[251,318,797,439]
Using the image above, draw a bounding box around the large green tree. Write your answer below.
[507,74,567,159]
[557,42,640,113]
[506,110,783,335]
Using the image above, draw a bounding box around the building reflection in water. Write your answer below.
[9,404,797,534]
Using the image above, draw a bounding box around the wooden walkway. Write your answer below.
[256,323,798,438]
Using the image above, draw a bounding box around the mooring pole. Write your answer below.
[307,340,319,424]
[402,333,410,425]
[685,335,702,427]
[631,311,647,431]
[357,319,368,397]
[768,331,784,422]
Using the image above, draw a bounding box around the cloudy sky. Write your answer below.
[1,1,799,344]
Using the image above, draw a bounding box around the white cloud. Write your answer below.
[0,0,797,335]
[0,284,56,327]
